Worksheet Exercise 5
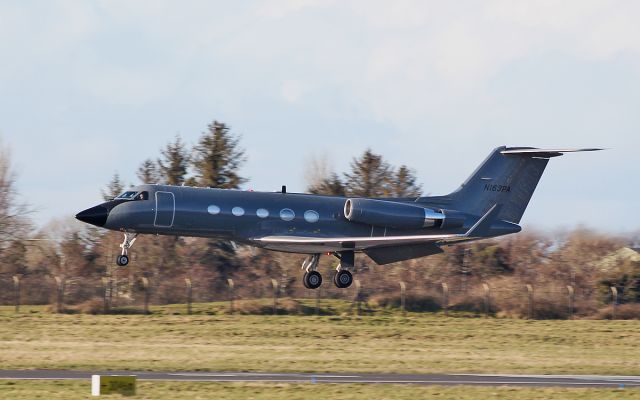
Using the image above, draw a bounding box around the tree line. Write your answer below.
[0,120,638,319]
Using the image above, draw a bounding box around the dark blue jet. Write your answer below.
[76,146,601,289]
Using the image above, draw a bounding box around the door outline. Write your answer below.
[154,191,175,227]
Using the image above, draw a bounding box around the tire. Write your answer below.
[303,271,322,289]
[334,270,353,289]
[116,254,129,266]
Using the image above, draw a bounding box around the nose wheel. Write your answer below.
[116,254,129,266]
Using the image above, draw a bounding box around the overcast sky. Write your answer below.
[0,1,638,232]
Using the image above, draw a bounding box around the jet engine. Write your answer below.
[343,198,466,230]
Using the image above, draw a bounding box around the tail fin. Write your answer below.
[419,146,602,224]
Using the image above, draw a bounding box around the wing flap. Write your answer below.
[364,242,444,265]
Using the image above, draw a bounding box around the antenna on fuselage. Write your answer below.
[281,185,287,194]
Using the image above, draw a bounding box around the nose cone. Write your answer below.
[75,205,109,227]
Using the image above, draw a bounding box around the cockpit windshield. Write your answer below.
[115,191,149,201]
[116,191,138,200]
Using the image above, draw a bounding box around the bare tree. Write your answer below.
[305,153,347,196]
[0,141,31,248]
[101,173,124,201]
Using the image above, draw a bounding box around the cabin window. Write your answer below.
[280,208,295,221]
[137,191,149,200]
[304,210,320,223]
[256,208,269,218]
[232,206,245,217]
[207,205,221,215]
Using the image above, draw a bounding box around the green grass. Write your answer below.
[1,302,640,375]
[1,381,639,400]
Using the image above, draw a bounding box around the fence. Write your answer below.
[0,271,628,319]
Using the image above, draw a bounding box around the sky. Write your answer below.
[0,0,638,233]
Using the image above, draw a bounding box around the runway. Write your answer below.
[0,370,639,387]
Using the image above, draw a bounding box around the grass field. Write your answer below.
[1,381,639,400]
[1,302,640,375]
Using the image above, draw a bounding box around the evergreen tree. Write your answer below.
[391,165,422,197]
[136,158,159,184]
[192,121,246,188]
[308,172,347,196]
[343,149,392,197]
[158,135,190,186]
[101,173,124,201]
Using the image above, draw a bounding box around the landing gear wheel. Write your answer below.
[303,271,322,289]
[334,270,353,288]
[116,254,129,266]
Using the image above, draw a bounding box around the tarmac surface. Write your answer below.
[1,370,639,387]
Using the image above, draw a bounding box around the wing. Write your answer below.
[254,205,500,252]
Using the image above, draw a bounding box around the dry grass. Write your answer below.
[0,381,639,400]
[1,305,640,375]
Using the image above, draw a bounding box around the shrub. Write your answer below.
[368,292,440,312]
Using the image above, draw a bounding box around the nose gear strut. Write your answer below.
[116,232,138,266]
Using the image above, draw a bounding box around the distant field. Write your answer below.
[1,381,639,400]
[1,302,639,375]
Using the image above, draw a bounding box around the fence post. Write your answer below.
[101,277,110,313]
[441,283,449,315]
[185,278,192,315]
[566,285,574,320]
[54,276,64,313]
[482,282,490,317]
[227,279,235,314]
[353,280,361,316]
[526,284,534,319]
[611,286,618,320]
[141,277,150,315]
[315,284,321,315]
[400,281,406,316]
[12,275,21,313]
[271,279,278,315]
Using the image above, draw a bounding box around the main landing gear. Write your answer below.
[302,254,322,289]
[301,251,355,289]
[116,232,137,266]
[333,250,354,289]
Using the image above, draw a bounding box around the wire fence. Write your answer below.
[0,270,627,319]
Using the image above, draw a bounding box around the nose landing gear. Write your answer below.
[116,232,137,266]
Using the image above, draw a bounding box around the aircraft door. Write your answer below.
[154,191,175,228]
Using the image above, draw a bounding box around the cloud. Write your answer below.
[0,1,638,230]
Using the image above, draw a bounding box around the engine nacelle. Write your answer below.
[343,198,466,230]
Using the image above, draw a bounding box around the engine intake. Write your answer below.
[343,198,466,230]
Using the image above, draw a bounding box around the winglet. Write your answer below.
[464,204,502,237]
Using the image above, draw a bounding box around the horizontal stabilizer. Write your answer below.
[501,147,604,158]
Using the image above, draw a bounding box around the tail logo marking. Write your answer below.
[484,184,511,193]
